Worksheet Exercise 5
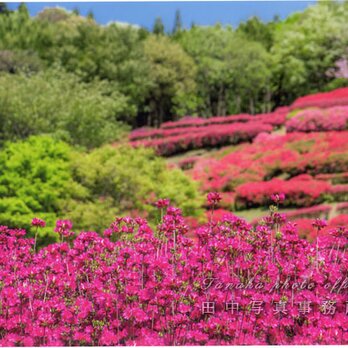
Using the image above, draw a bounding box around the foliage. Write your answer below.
[177,25,273,116]
[0,136,85,242]
[271,1,348,106]
[141,35,198,126]
[0,68,130,148]
[71,144,203,223]
[0,136,203,239]
[1,2,348,127]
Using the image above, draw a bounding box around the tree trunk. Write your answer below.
[235,94,241,114]
[249,97,255,115]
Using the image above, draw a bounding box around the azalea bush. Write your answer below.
[0,196,347,345]
[130,111,286,141]
[294,214,348,241]
[191,131,348,192]
[285,205,331,220]
[286,106,348,133]
[290,87,348,111]
[131,122,273,156]
[234,177,332,209]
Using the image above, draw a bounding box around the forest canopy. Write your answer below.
[0,1,347,131]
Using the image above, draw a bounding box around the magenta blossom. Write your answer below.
[154,198,170,209]
[54,219,72,232]
[54,219,74,238]
[207,192,222,206]
[31,218,46,228]
[270,193,286,204]
[312,218,328,230]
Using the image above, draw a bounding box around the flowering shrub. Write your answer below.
[191,131,348,192]
[286,106,348,133]
[295,215,348,241]
[329,184,348,202]
[330,214,348,227]
[160,114,251,130]
[131,122,273,156]
[337,202,348,215]
[177,156,200,170]
[234,178,332,209]
[159,112,286,131]
[315,172,348,184]
[129,112,287,142]
[285,205,332,220]
[290,87,348,110]
[0,200,347,345]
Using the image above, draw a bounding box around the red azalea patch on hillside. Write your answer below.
[191,131,348,192]
[286,106,348,132]
[130,112,286,141]
[290,87,348,110]
[234,177,332,209]
[131,122,273,156]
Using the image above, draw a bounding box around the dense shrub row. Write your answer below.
[235,176,348,210]
[290,87,348,110]
[0,199,347,345]
[285,205,331,220]
[131,122,272,156]
[286,106,348,133]
[315,172,348,184]
[191,131,348,192]
[160,112,286,130]
[234,177,332,209]
[130,112,286,141]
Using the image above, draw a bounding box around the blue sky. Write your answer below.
[8,2,316,30]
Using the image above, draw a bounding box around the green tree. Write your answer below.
[153,17,165,35]
[172,9,182,35]
[0,69,131,147]
[237,16,274,50]
[0,136,203,238]
[0,3,10,15]
[178,25,272,115]
[271,1,348,105]
[142,35,198,126]
[87,10,95,21]
[0,50,42,73]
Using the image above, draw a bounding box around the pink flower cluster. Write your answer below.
[31,218,46,228]
[0,201,347,345]
[285,205,332,220]
[191,131,348,192]
[337,202,348,215]
[159,112,286,131]
[294,214,348,241]
[315,172,348,184]
[54,219,75,239]
[131,122,273,156]
[286,106,348,133]
[290,87,348,110]
[235,177,332,209]
[129,112,287,142]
